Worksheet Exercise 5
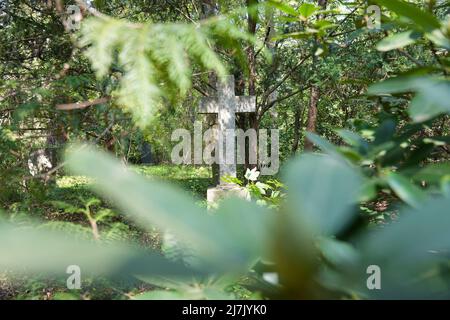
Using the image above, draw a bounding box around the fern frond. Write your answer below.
[37,222,93,240]
[80,14,255,128]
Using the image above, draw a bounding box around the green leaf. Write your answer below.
[401,140,435,169]
[85,197,101,208]
[376,30,422,52]
[373,119,397,146]
[425,29,450,50]
[299,3,319,19]
[50,201,80,214]
[408,80,450,122]
[386,172,427,208]
[335,129,369,154]
[305,132,341,158]
[67,146,269,272]
[267,0,298,16]
[273,31,315,41]
[412,162,450,184]
[314,20,336,30]
[359,180,378,202]
[368,76,422,95]
[0,224,194,278]
[94,208,114,222]
[358,196,450,298]
[374,0,441,32]
[255,182,270,195]
[369,77,450,123]
[318,238,359,270]
[284,153,364,235]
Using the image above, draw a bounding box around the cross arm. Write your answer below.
[198,97,220,114]
[235,96,256,113]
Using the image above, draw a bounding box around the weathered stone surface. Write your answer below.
[206,184,250,204]
[27,149,53,176]
[198,75,256,184]
[198,75,256,204]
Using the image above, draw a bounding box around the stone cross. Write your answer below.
[198,75,256,184]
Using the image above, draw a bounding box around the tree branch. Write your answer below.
[56,97,110,110]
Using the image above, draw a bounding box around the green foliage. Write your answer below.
[135,165,211,201]
[376,30,422,52]
[369,76,450,122]
[385,172,426,208]
[80,14,258,128]
[0,128,24,203]
[67,146,270,273]
[284,153,364,236]
[3,145,450,299]
[374,0,443,34]
[306,115,450,209]
[222,168,286,208]
[1,0,450,300]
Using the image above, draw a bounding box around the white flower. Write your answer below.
[245,167,260,181]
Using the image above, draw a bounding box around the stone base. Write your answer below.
[207,184,250,204]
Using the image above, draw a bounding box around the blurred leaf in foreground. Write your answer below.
[67,145,270,274]
[0,223,195,279]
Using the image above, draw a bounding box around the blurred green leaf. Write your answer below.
[299,3,319,19]
[67,146,269,272]
[359,181,378,202]
[305,132,341,158]
[284,153,364,235]
[358,196,450,298]
[374,0,441,32]
[0,224,194,278]
[412,162,450,184]
[386,172,427,208]
[336,129,369,155]
[376,30,422,52]
[273,31,315,41]
[267,0,298,16]
[318,238,359,270]
[368,76,421,95]
[369,77,450,122]
[373,119,397,146]
[408,80,450,122]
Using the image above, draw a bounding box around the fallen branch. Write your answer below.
[56,97,110,110]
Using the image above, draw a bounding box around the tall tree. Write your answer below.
[304,0,328,151]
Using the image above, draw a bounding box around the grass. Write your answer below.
[134,164,212,201]
[56,164,211,200]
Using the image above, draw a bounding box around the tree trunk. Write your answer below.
[245,0,259,171]
[304,86,319,151]
[202,0,220,185]
[304,0,327,151]
[247,0,258,97]
[292,105,304,153]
